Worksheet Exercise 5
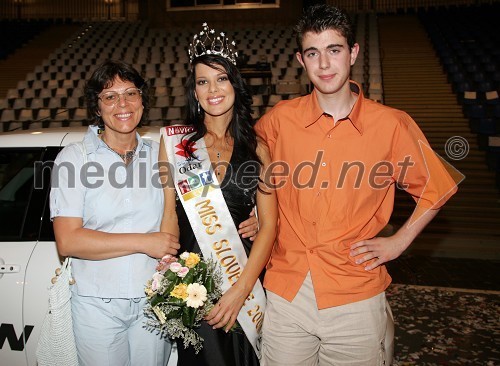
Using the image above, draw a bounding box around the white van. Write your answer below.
[0,126,178,366]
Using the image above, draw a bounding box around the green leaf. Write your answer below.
[165,297,185,306]
[182,269,194,284]
[205,276,215,293]
[164,280,177,296]
[182,305,197,327]
[166,308,181,319]
[165,270,177,281]
[199,263,208,284]
[150,294,165,307]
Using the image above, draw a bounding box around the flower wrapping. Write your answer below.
[144,252,223,353]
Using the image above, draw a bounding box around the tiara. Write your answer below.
[188,22,238,65]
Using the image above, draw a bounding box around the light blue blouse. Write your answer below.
[50,126,163,298]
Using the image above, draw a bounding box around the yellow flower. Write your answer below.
[170,283,188,300]
[185,253,201,268]
[145,286,155,298]
[144,280,155,298]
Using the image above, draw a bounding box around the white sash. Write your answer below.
[162,125,265,358]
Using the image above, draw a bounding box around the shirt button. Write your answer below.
[328,135,332,138]
[312,221,316,225]
[321,162,326,167]
[125,198,130,203]
[309,250,314,254]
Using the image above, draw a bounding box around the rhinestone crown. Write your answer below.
[188,22,238,65]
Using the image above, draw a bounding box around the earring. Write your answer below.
[197,101,201,114]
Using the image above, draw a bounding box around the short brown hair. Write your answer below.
[84,60,150,127]
[294,4,356,53]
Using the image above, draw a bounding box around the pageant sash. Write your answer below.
[162,125,265,358]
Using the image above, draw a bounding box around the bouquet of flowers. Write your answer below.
[144,252,223,353]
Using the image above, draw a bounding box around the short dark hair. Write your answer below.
[84,59,150,127]
[294,4,356,53]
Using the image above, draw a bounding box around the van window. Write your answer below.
[0,149,43,239]
[38,147,62,241]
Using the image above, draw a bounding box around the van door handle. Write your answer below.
[0,264,21,273]
[0,258,20,279]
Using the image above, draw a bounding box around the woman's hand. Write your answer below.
[205,284,248,332]
[238,208,258,240]
[145,232,180,259]
[53,217,179,260]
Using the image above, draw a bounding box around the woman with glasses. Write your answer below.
[49,60,178,365]
[49,59,258,366]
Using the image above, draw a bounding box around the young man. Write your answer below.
[255,4,459,365]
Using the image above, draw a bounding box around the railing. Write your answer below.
[0,0,496,21]
[0,0,139,21]
[327,0,496,12]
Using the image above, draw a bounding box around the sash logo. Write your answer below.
[178,170,214,201]
[179,161,202,174]
[175,140,197,158]
[166,125,196,136]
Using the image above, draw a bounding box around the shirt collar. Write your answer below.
[83,125,150,155]
[303,80,365,135]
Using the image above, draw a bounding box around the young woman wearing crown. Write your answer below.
[159,23,278,365]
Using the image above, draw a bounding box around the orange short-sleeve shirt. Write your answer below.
[255,82,458,309]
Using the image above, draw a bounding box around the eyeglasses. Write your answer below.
[98,87,142,106]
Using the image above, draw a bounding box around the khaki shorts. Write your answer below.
[261,272,394,366]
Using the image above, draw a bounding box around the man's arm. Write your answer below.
[349,205,439,270]
[350,112,460,271]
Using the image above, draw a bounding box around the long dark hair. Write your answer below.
[183,54,261,167]
[84,59,150,127]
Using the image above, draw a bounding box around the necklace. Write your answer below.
[115,147,137,161]
[101,136,138,162]
[210,144,227,177]
[207,132,231,177]
[215,150,222,176]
